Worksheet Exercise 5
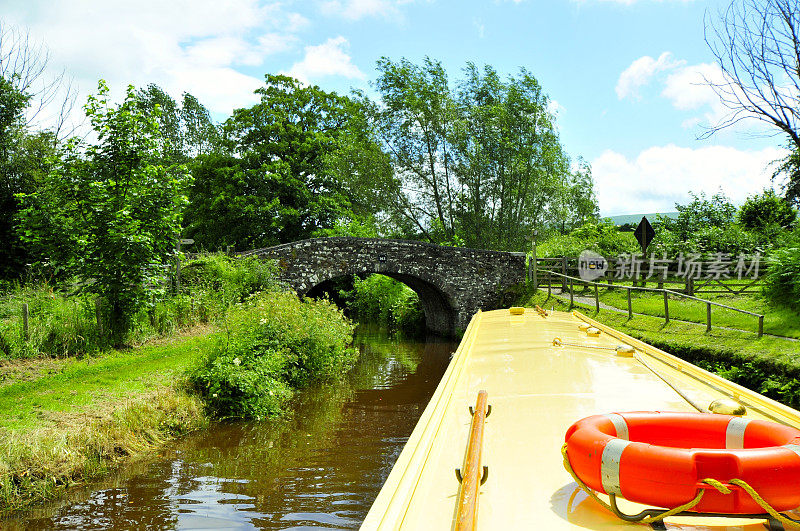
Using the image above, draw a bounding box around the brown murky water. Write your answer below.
[12,327,455,530]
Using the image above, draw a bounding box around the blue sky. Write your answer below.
[4,0,788,216]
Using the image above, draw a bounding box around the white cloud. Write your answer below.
[285,36,366,84]
[661,62,721,110]
[617,53,772,134]
[473,18,485,39]
[592,144,785,216]
[616,52,684,99]
[572,0,694,4]
[320,0,401,20]
[3,0,303,121]
[548,99,565,117]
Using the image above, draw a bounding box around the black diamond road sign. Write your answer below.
[634,216,655,254]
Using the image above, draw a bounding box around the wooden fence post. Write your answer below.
[758,315,764,339]
[561,257,567,293]
[22,303,29,341]
[547,271,552,298]
[663,291,669,324]
[627,289,632,320]
[569,278,574,308]
[594,284,600,313]
[706,302,712,332]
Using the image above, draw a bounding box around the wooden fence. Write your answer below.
[543,270,765,338]
[531,256,763,295]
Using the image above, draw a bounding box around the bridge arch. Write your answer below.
[243,237,526,336]
[306,270,455,335]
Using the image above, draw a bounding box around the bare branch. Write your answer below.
[703,0,800,150]
[0,21,79,141]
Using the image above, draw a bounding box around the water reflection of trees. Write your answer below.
[18,330,455,530]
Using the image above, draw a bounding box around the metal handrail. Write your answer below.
[546,271,765,338]
[454,390,490,531]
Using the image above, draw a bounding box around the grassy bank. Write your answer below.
[0,330,216,515]
[0,253,280,360]
[521,289,800,409]
[0,254,360,516]
[583,283,800,339]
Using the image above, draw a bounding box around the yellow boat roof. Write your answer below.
[362,308,800,530]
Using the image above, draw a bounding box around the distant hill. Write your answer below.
[605,212,679,226]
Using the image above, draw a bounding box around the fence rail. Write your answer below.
[543,270,765,338]
[531,256,762,295]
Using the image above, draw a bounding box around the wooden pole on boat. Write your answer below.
[455,390,489,531]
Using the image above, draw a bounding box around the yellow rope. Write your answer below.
[561,443,800,528]
[729,478,800,529]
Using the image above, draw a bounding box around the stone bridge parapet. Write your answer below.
[243,237,526,335]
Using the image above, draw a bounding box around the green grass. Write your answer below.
[0,330,217,514]
[0,331,218,431]
[524,289,800,408]
[528,290,800,368]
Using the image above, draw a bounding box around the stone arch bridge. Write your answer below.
[242,237,526,335]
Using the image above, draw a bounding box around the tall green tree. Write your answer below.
[373,57,459,241]
[135,84,220,164]
[18,81,191,341]
[0,75,32,278]
[185,74,389,250]
[455,63,580,248]
[371,58,596,250]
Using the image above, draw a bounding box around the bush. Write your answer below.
[339,274,424,334]
[0,253,282,359]
[537,220,639,259]
[739,189,796,231]
[181,253,280,305]
[763,246,800,310]
[188,291,358,419]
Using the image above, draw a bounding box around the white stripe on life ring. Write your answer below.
[605,413,628,440]
[783,444,800,459]
[726,417,751,449]
[601,439,630,496]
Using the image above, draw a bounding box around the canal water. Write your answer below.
[14,326,456,530]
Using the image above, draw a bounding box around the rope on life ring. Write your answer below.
[560,443,800,528]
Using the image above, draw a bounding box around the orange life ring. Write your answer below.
[564,411,800,514]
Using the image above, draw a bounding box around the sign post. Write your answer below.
[633,216,655,255]
[633,217,655,286]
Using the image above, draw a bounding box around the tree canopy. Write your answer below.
[17,81,192,341]
[184,74,394,250]
[370,58,597,250]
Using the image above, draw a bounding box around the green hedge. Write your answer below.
[188,292,357,420]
